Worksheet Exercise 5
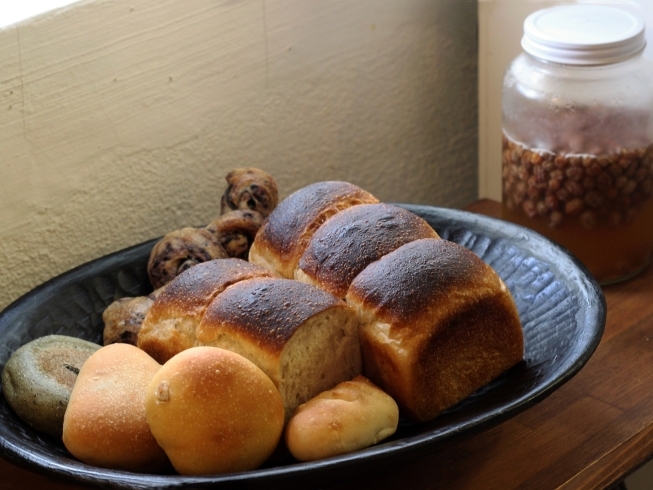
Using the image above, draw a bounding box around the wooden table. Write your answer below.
[3,199,653,490]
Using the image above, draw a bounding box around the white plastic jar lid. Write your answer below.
[522,5,646,65]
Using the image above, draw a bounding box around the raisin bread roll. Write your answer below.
[147,227,228,289]
[248,181,378,278]
[195,277,362,421]
[137,259,272,364]
[295,203,440,298]
[346,238,524,423]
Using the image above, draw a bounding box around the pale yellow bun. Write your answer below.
[346,238,524,423]
[285,375,399,461]
[62,343,169,473]
[145,346,284,475]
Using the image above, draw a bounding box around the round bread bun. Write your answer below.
[62,343,170,473]
[145,346,284,475]
[1,335,100,438]
[285,375,399,461]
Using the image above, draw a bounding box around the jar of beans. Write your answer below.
[502,5,653,285]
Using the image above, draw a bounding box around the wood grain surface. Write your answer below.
[3,199,652,490]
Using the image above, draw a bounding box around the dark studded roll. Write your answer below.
[345,238,524,423]
[137,258,272,364]
[195,277,361,421]
[248,181,378,278]
[295,203,439,298]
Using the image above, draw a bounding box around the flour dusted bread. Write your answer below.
[295,203,440,298]
[285,375,399,461]
[346,238,524,423]
[145,347,284,475]
[195,277,361,420]
[62,343,170,472]
[248,181,378,278]
[137,258,272,363]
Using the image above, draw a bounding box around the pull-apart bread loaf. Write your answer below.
[137,258,272,364]
[295,203,440,298]
[195,277,361,421]
[346,238,524,423]
[248,181,378,278]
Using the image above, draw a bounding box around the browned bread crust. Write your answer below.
[295,203,439,298]
[196,277,362,420]
[346,238,524,423]
[248,181,378,278]
[137,258,272,364]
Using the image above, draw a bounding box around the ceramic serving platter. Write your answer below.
[0,205,606,489]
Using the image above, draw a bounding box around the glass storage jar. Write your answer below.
[502,5,653,285]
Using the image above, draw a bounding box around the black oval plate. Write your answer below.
[0,205,606,489]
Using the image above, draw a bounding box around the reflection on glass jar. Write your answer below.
[501,5,653,285]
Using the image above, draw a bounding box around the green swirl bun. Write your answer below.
[2,335,100,438]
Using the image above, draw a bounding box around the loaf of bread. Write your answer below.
[145,346,284,475]
[285,375,399,461]
[137,258,272,364]
[346,238,524,423]
[295,203,440,298]
[195,277,362,421]
[248,181,378,278]
[62,343,170,472]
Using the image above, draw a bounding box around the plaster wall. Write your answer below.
[0,0,478,310]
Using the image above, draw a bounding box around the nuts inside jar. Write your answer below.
[502,133,653,231]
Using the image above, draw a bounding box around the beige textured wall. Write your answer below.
[0,0,478,310]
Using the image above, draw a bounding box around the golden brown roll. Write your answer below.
[137,258,272,364]
[62,344,170,473]
[285,375,399,461]
[346,238,524,423]
[205,210,264,259]
[147,227,228,290]
[145,347,284,475]
[295,203,439,298]
[249,181,379,278]
[195,277,362,421]
[220,167,279,217]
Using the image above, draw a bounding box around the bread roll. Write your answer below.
[204,210,264,259]
[295,203,439,298]
[103,296,154,346]
[147,227,228,289]
[195,277,362,421]
[249,181,378,278]
[285,375,399,461]
[145,347,284,475]
[220,167,279,217]
[346,238,524,423]
[62,343,170,473]
[138,258,272,364]
[1,335,100,438]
